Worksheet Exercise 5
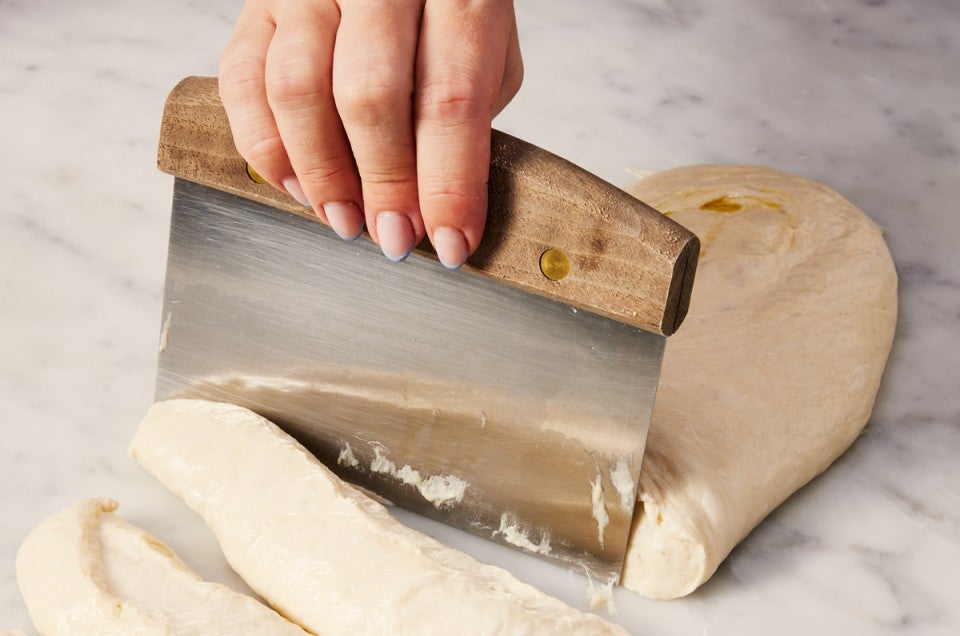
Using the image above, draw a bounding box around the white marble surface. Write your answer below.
[2,0,958,633]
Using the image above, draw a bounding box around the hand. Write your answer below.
[219,0,523,268]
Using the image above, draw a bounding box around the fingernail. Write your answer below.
[282,176,311,207]
[323,201,364,241]
[376,212,416,262]
[432,227,469,270]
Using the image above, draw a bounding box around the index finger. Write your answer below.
[414,0,516,269]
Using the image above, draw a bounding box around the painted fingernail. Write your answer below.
[433,227,469,270]
[282,176,311,207]
[376,212,416,262]
[322,201,364,241]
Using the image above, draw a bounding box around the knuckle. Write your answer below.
[359,166,416,188]
[299,160,353,185]
[417,81,488,125]
[265,55,330,109]
[219,56,264,105]
[421,179,486,204]
[334,74,410,123]
[236,133,284,171]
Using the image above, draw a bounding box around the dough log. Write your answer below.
[129,399,627,636]
[15,498,307,635]
[621,166,898,598]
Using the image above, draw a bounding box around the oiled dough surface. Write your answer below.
[131,399,627,635]
[621,166,897,599]
[16,498,306,635]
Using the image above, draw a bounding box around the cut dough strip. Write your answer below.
[129,399,627,636]
[15,498,308,635]
[621,166,897,598]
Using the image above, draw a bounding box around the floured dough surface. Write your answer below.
[15,498,307,635]
[129,399,627,636]
[621,165,897,598]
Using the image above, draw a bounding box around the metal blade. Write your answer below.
[156,178,665,581]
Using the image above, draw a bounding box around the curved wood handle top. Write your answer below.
[158,76,698,335]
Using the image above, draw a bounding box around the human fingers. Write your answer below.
[414,0,518,269]
[219,4,296,197]
[264,0,365,240]
[332,0,425,262]
[494,13,524,117]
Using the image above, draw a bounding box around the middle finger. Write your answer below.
[334,0,425,261]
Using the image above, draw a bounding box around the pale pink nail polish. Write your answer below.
[282,176,311,207]
[376,212,415,262]
[433,227,469,270]
[323,201,364,241]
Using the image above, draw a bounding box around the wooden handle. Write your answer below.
[158,76,698,336]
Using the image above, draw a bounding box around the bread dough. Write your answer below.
[172,369,639,569]
[15,498,307,635]
[129,399,627,635]
[620,166,898,598]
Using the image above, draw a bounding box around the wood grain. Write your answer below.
[158,76,698,336]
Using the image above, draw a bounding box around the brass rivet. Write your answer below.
[245,163,266,184]
[540,248,570,281]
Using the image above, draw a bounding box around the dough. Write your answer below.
[129,399,627,635]
[15,498,307,635]
[620,166,898,598]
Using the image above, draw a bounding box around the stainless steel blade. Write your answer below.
[156,178,665,581]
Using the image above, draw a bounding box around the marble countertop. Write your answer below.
[2,0,958,633]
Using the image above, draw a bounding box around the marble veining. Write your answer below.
[2,0,958,633]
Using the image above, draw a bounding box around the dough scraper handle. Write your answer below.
[158,76,699,336]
